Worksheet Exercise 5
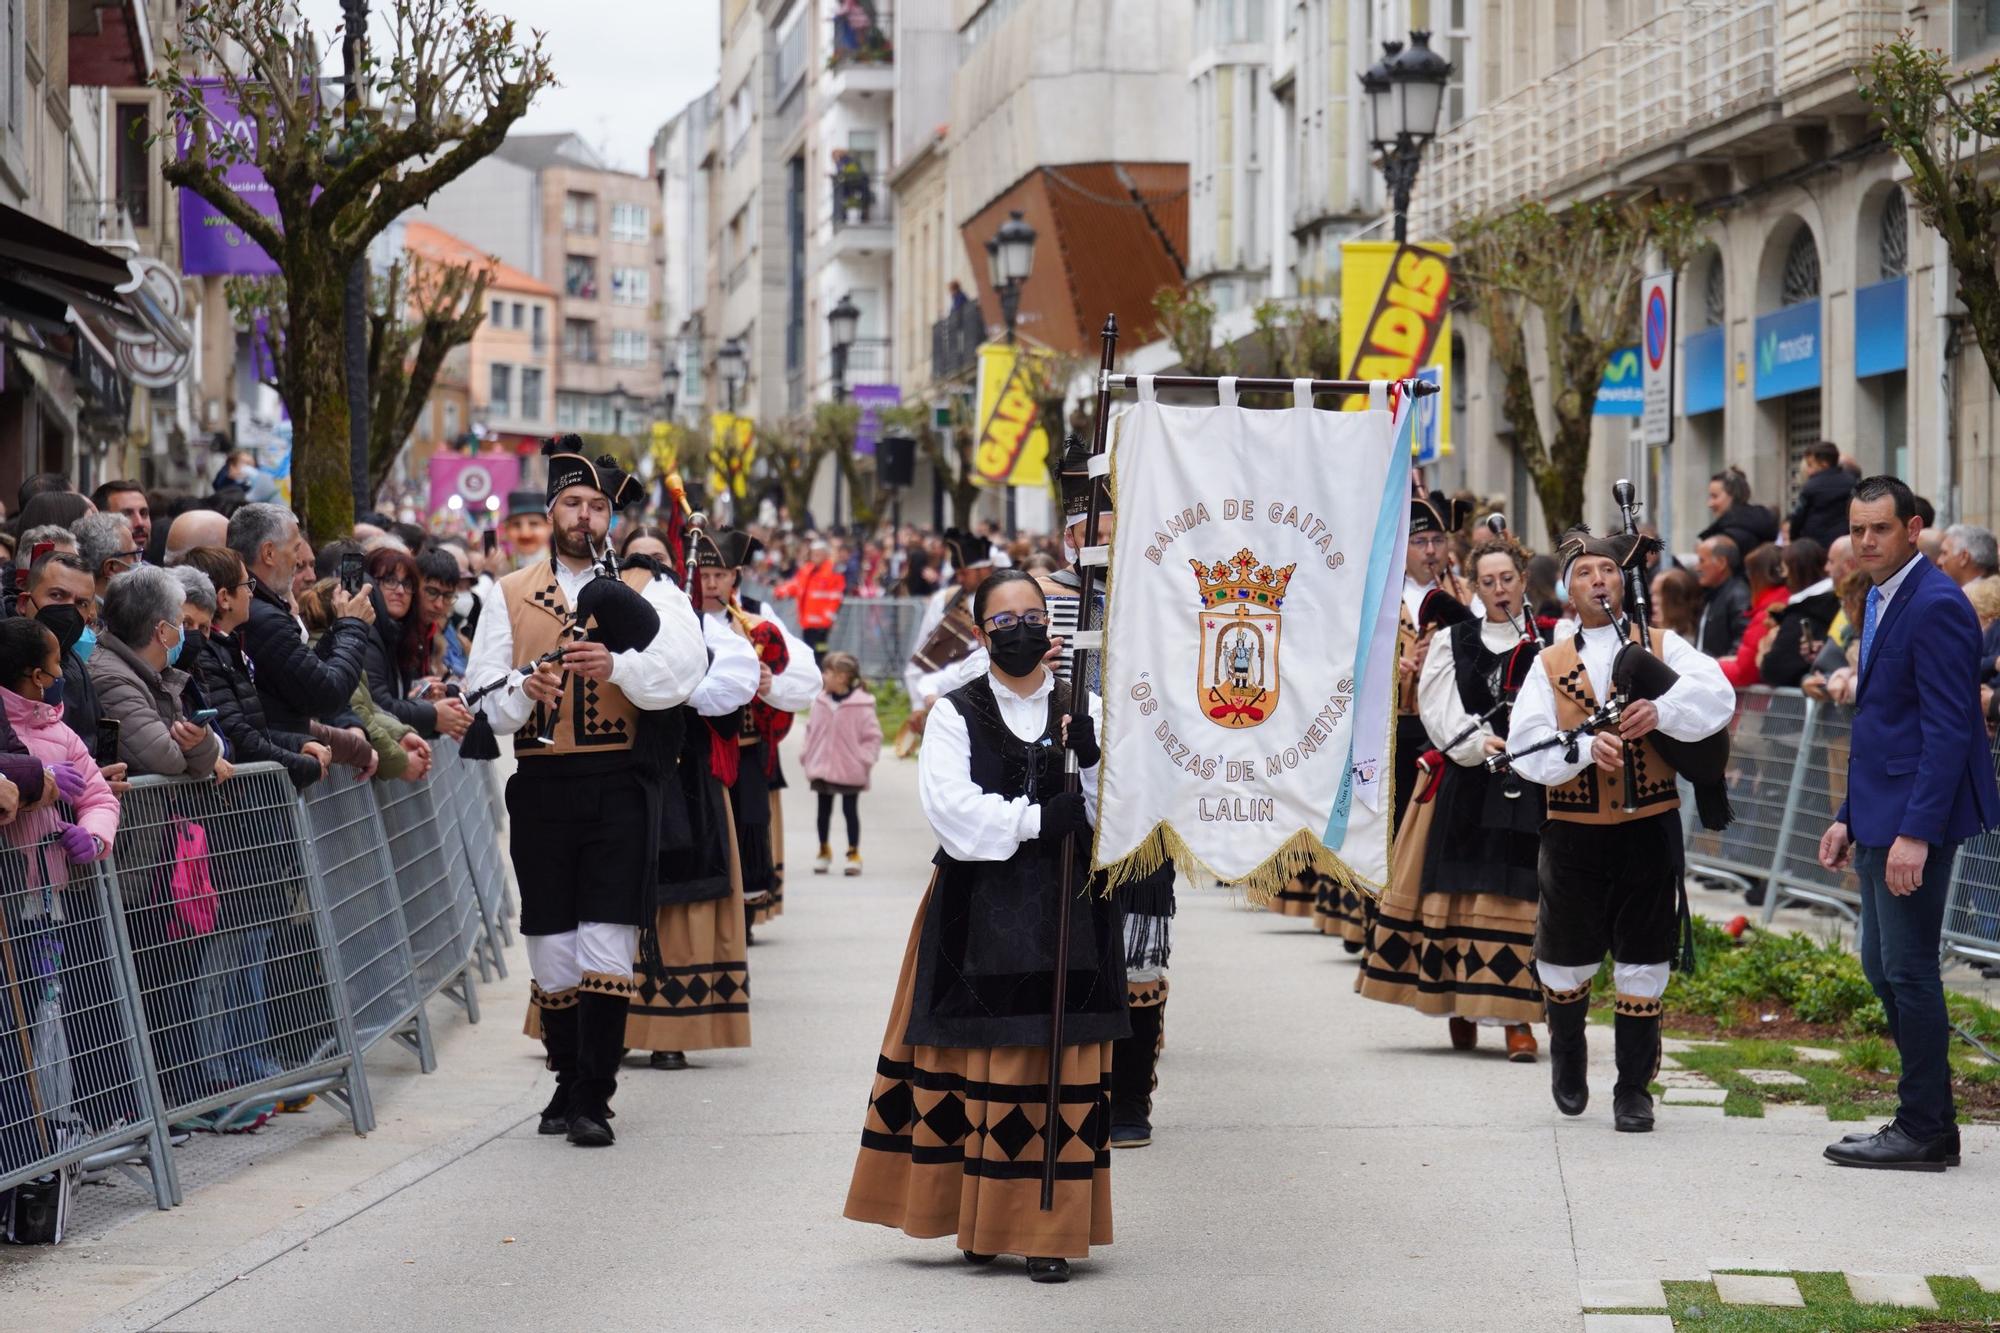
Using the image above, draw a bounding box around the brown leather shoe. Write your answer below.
[1505,1024,1538,1063]
[1447,1016,1478,1050]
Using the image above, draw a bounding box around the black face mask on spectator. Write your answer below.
[36,604,87,657]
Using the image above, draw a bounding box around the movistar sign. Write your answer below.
[1594,344,1643,416]
[1753,299,1821,401]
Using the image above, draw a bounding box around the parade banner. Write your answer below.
[1094,379,1407,899]
[427,454,519,517]
[709,412,755,499]
[176,79,285,277]
[851,383,900,457]
[973,342,1052,488]
[1339,241,1451,450]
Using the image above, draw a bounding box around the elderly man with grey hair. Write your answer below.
[1937,523,1999,590]
[227,502,376,753]
[87,566,224,780]
[72,511,141,595]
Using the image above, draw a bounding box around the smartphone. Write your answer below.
[94,718,121,762]
[481,529,498,557]
[193,708,220,725]
[30,540,53,567]
[339,551,366,594]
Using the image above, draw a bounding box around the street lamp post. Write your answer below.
[984,209,1038,344]
[1359,30,1454,244]
[717,337,746,415]
[828,292,860,531]
[661,359,681,425]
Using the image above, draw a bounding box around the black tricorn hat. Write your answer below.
[1410,489,1472,536]
[1557,525,1652,579]
[943,527,992,570]
[542,435,646,511]
[1059,434,1107,526]
[694,527,762,570]
[505,489,546,521]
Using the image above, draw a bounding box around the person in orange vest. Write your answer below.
[777,538,846,659]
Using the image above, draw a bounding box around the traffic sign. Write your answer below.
[1641,271,1674,446]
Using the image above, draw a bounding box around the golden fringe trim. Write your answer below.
[1097,822,1381,910]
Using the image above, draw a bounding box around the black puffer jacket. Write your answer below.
[360,586,438,737]
[1788,468,1856,548]
[196,627,323,789]
[1699,503,1780,557]
[1758,587,1842,689]
[238,578,372,738]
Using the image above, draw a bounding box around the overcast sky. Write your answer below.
[297,0,722,174]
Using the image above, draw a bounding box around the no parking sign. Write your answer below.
[1641,271,1674,446]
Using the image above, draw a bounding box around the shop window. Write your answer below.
[1879,190,1907,279]
[1781,228,1820,306]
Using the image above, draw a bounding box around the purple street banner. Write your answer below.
[851,383,900,457]
[177,78,284,277]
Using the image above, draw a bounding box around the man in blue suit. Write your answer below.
[1819,475,1999,1171]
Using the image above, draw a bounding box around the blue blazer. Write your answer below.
[1837,555,2000,847]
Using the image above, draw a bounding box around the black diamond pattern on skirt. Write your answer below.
[872,1080,915,1134]
[1374,930,1414,970]
[920,1093,973,1146]
[1461,943,1487,976]
[713,974,740,1002]
[1486,947,1526,983]
[1420,942,1447,980]
[988,1106,1039,1160]
[686,975,710,1004]
[659,976,688,1004]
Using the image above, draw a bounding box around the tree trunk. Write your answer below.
[1537,411,1592,543]
[281,259,356,543]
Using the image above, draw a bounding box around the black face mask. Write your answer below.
[35,604,86,657]
[988,622,1050,677]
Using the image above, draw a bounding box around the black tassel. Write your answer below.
[460,712,501,761]
[1694,781,1733,832]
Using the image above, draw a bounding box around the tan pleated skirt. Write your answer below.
[843,883,1114,1260]
[1265,873,1319,919]
[1354,789,1544,1024]
[624,788,753,1053]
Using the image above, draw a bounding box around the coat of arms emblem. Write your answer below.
[1189,547,1295,729]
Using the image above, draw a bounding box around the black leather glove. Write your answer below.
[1064,715,1100,768]
[1035,791,1090,843]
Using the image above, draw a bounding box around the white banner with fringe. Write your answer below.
[1093,376,1411,901]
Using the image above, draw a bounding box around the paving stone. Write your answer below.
[1659,1069,1721,1088]
[1660,1037,1700,1054]
[1845,1272,1939,1309]
[1579,1278,1667,1310]
[1714,1273,1806,1306]
[1758,1102,1829,1121]
[1661,1088,1729,1105]
[1970,1267,2000,1294]
[1582,1317,1674,1333]
[1657,1055,1683,1070]
[1738,1068,1809,1087]
[1792,1045,1842,1062]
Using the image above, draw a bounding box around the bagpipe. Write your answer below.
[1412,576,1542,804]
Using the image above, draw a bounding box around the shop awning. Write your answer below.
[0,200,186,362]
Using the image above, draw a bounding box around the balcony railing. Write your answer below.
[830,172,893,229]
[1617,6,1692,159]
[1411,115,1486,242]
[1779,0,1901,96]
[66,195,135,243]
[932,301,986,382]
[828,337,893,386]
[1543,45,1620,189]
[1687,0,1777,131]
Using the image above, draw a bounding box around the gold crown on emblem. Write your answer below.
[1189,547,1297,609]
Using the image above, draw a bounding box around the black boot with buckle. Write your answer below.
[533,984,580,1136]
[1611,994,1662,1133]
[1110,998,1163,1148]
[569,974,633,1147]
[1544,982,1592,1118]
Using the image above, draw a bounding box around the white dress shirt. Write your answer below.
[463,556,707,737]
[903,584,959,701]
[1418,619,1526,767]
[1862,553,1923,669]
[708,607,823,711]
[688,613,761,717]
[917,668,1102,863]
[1506,624,1737,788]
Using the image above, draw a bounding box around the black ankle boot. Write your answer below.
[534,987,579,1135]
[1612,1000,1662,1134]
[1110,1000,1163,1148]
[1544,987,1591,1118]
[570,977,633,1147]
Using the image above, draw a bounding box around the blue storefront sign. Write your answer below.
[1684,326,1725,415]
[1855,276,1908,378]
[1753,299,1821,401]
[1594,345,1643,416]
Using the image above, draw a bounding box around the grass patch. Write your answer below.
[1636,1273,2000,1331]
[870,679,913,751]
[1721,1089,1765,1117]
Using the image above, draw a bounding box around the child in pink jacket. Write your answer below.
[800,651,882,876]
[0,618,120,887]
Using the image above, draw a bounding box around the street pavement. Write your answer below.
[5,737,1995,1333]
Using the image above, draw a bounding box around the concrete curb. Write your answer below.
[84,1090,546,1333]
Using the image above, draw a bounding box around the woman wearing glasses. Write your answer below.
[843,568,1124,1284]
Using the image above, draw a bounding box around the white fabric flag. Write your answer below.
[1094,377,1404,900]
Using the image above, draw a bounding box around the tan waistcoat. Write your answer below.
[1538,629,1681,825]
[500,559,654,757]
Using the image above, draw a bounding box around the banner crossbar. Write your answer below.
[1100,372,1441,397]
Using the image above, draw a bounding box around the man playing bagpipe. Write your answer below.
[1503,527,1735,1133]
[465,438,708,1147]
[693,529,821,937]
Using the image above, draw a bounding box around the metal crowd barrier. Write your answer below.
[762,594,931,683]
[1685,686,2000,972]
[0,747,513,1223]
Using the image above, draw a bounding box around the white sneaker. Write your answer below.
[814,845,832,875]
[845,849,862,877]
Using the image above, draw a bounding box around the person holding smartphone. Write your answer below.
[86,567,222,781]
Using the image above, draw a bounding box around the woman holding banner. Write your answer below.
[843,569,1125,1284]
[1356,537,1546,1058]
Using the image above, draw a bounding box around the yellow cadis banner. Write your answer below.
[1338,240,1452,454]
[974,341,1052,488]
[709,412,755,499]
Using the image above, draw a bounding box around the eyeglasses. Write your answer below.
[378,578,413,592]
[420,586,455,602]
[983,610,1049,631]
